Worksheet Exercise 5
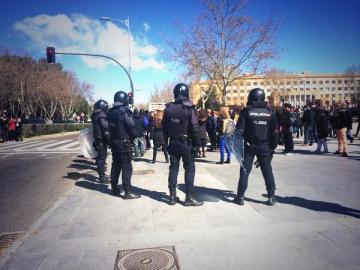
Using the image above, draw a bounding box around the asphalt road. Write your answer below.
[0,134,89,233]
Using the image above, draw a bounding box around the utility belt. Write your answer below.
[170,134,188,143]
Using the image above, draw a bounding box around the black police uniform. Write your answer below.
[162,83,203,206]
[234,88,278,206]
[91,100,110,183]
[107,91,140,199]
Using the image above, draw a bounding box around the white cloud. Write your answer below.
[14,13,164,71]
[143,22,151,32]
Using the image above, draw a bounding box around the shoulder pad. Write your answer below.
[98,111,107,118]
[165,102,174,108]
[182,100,194,108]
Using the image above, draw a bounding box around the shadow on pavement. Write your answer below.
[252,194,360,219]
[63,172,98,182]
[178,184,235,203]
[68,163,97,171]
[131,186,170,204]
[75,180,111,194]
[72,159,96,166]
[133,157,152,163]
[194,159,218,164]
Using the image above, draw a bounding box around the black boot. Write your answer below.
[169,188,179,205]
[99,175,110,184]
[217,159,224,164]
[112,186,121,196]
[152,148,157,164]
[184,190,203,206]
[123,187,141,200]
[267,194,276,206]
[233,193,244,205]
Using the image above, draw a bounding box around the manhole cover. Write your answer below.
[0,232,25,256]
[133,170,155,175]
[115,246,179,270]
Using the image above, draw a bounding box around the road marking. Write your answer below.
[0,141,40,150]
[57,141,80,150]
[0,153,14,159]
[14,140,58,151]
[35,140,73,150]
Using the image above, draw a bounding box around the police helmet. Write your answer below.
[94,99,109,112]
[113,91,128,106]
[247,88,265,104]
[173,83,189,99]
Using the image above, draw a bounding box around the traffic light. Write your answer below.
[46,47,56,63]
[128,92,134,106]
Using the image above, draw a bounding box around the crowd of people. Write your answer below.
[116,100,359,166]
[275,101,358,157]
[0,111,23,142]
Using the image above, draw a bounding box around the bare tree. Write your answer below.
[345,65,360,106]
[150,81,174,103]
[165,0,279,105]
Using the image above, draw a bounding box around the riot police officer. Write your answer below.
[107,91,140,199]
[163,83,203,206]
[91,100,110,184]
[233,88,279,206]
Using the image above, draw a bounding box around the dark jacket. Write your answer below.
[303,108,315,127]
[198,119,207,139]
[107,106,136,153]
[206,116,217,133]
[133,111,145,137]
[332,109,351,130]
[163,98,200,154]
[315,109,329,138]
[153,127,166,146]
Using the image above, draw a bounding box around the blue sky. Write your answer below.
[1,0,359,104]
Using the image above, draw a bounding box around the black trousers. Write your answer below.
[208,131,217,149]
[283,132,294,153]
[111,152,132,189]
[168,152,195,192]
[237,146,276,196]
[95,143,107,177]
[153,144,169,162]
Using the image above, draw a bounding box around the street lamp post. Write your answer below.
[100,16,133,98]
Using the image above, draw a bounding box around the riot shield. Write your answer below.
[224,127,244,168]
[78,128,97,159]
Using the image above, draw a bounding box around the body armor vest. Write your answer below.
[108,106,132,152]
[165,102,189,139]
[244,106,273,144]
[91,110,107,140]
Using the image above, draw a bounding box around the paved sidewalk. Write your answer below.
[1,137,360,270]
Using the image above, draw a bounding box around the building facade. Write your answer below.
[190,72,360,107]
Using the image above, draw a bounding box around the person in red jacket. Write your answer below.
[8,116,17,141]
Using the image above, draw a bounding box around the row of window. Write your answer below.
[226,79,360,87]
[227,93,354,101]
[226,86,360,94]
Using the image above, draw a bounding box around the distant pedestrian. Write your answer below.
[206,110,217,151]
[332,102,352,157]
[15,117,23,141]
[197,109,208,158]
[0,113,8,142]
[8,116,17,141]
[302,105,316,146]
[314,106,329,153]
[132,108,147,157]
[280,103,294,155]
[151,110,169,164]
[217,108,232,164]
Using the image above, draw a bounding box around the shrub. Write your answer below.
[22,123,92,138]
